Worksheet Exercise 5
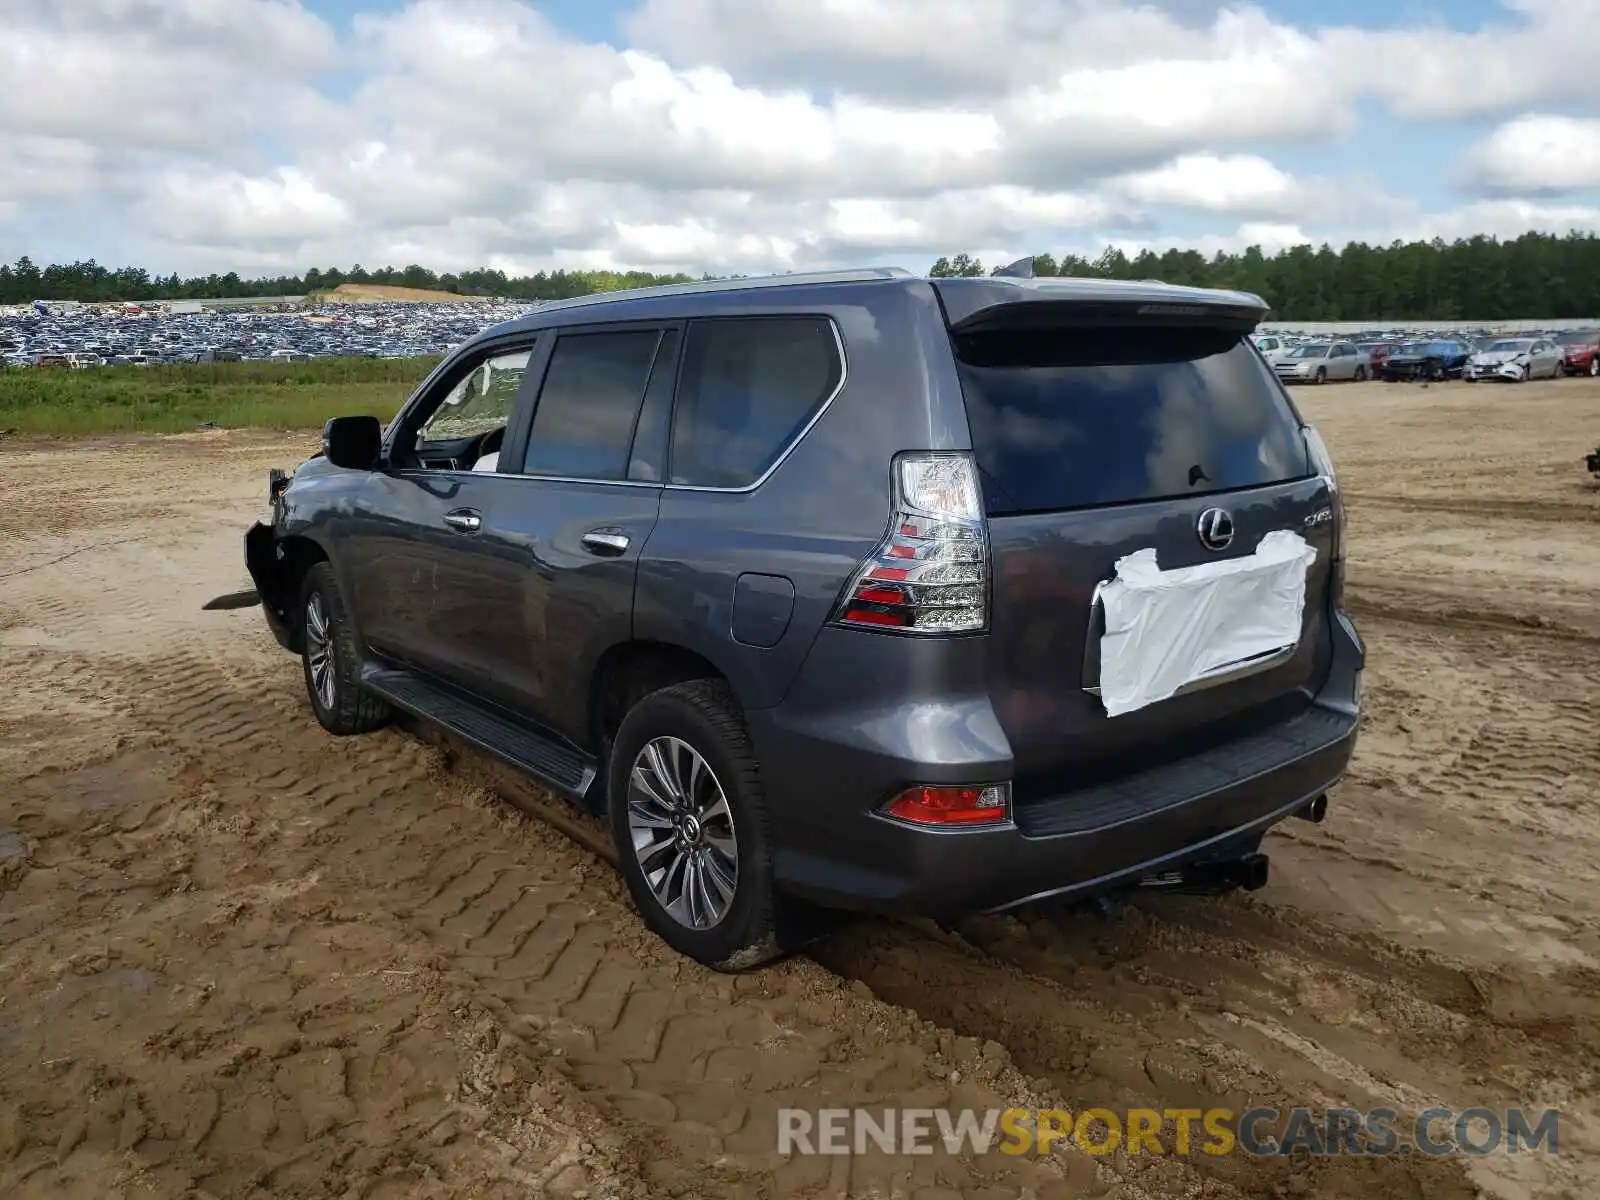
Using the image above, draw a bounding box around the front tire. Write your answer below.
[300,562,390,735]
[608,680,781,971]
[1314,367,1327,384]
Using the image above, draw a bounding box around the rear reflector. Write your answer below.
[883,783,1010,827]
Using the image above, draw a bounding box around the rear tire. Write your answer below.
[1314,367,1326,384]
[300,562,390,735]
[608,680,784,971]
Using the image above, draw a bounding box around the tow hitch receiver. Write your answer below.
[1139,852,1270,895]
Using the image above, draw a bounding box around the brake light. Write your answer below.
[833,452,989,633]
[883,784,1010,827]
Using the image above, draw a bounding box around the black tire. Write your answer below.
[608,680,782,971]
[1314,367,1326,384]
[299,561,390,735]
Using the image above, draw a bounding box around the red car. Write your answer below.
[1358,342,1396,374]
[1556,330,1600,377]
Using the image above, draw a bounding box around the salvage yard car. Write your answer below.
[234,268,1364,970]
[1380,339,1470,381]
[1556,329,1600,377]
[1463,337,1565,382]
[1271,340,1369,384]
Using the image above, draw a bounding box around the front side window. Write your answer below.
[522,329,663,480]
[669,316,842,489]
[420,349,532,443]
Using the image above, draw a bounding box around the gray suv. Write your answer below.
[241,268,1363,969]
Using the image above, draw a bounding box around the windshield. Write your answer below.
[1287,345,1329,359]
[1556,331,1595,345]
[1487,340,1532,352]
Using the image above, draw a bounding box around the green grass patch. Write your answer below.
[0,356,443,436]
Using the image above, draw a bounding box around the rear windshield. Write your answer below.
[953,325,1310,516]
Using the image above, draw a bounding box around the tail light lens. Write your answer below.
[832,452,989,633]
[883,784,1010,827]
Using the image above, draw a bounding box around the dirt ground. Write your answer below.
[1,377,1597,1199]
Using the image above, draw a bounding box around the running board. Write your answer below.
[359,666,596,803]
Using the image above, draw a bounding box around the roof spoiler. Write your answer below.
[934,277,1269,335]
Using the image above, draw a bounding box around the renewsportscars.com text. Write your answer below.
[776,1106,1559,1158]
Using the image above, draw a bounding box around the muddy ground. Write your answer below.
[1,378,1597,1199]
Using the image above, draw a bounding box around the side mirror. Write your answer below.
[322,416,382,469]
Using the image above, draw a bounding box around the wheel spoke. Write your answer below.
[702,851,735,909]
[629,764,676,812]
[642,742,683,805]
[626,801,674,831]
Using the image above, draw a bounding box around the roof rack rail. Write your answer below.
[530,266,914,314]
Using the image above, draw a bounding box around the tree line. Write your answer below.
[3,229,1599,319]
[930,231,1600,321]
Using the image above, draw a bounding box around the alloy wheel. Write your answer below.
[304,592,336,711]
[626,736,738,930]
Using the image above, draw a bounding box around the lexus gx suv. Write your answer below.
[239,268,1364,970]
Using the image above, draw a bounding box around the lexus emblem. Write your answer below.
[1196,507,1235,551]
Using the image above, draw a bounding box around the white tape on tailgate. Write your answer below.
[1097,530,1317,718]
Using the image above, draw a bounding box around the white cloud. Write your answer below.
[3,0,1600,278]
[1456,114,1600,195]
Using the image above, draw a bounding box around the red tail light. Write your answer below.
[883,784,1010,827]
[833,452,989,634]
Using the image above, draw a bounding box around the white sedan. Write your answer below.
[1463,338,1564,382]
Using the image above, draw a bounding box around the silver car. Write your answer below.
[1272,341,1368,384]
[1462,338,1564,382]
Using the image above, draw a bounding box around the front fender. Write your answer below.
[245,522,299,651]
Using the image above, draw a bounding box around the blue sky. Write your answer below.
[3,0,1599,277]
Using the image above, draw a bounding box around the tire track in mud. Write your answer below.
[5,650,1119,1199]
[1354,492,1600,525]
[100,651,1506,1198]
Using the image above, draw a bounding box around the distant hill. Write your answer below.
[318,283,493,304]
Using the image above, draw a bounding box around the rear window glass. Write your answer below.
[954,326,1310,515]
[669,316,842,488]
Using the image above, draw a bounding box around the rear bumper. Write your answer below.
[752,610,1364,917]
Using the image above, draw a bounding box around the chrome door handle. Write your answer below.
[443,508,481,533]
[581,530,630,557]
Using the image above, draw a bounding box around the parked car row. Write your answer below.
[0,299,538,369]
[1254,329,1600,384]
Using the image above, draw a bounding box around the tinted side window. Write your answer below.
[523,329,663,480]
[669,317,842,488]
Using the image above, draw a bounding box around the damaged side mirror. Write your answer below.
[322,416,382,470]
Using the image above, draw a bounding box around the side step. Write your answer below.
[360,666,596,803]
